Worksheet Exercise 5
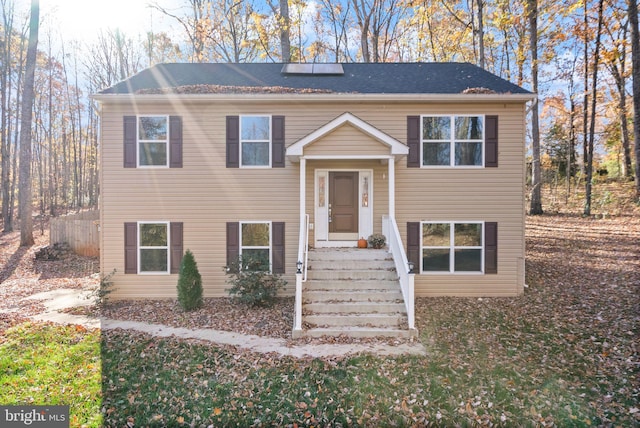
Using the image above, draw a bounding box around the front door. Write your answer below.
[329,171,359,240]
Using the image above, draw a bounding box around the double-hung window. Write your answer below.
[422,115,484,167]
[422,222,484,273]
[138,222,170,274]
[241,115,271,167]
[138,116,169,167]
[240,222,271,270]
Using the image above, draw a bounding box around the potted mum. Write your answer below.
[367,233,386,249]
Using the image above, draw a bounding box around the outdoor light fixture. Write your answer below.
[408,261,414,274]
[296,260,303,274]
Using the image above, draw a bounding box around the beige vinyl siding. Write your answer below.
[395,105,526,296]
[99,100,526,299]
[303,123,392,157]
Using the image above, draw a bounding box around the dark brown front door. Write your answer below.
[329,171,358,238]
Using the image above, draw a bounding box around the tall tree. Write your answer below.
[18,0,38,246]
[318,0,352,62]
[584,0,604,216]
[151,0,211,62]
[629,0,640,199]
[208,0,259,62]
[350,0,407,62]
[602,4,631,178]
[278,0,291,62]
[1,0,17,231]
[528,0,543,215]
[475,0,485,68]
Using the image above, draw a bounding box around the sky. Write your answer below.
[20,0,181,42]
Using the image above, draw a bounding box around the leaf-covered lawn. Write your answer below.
[0,322,102,427]
[101,214,640,427]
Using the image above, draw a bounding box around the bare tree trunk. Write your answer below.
[352,0,372,62]
[1,0,16,232]
[629,0,640,199]
[18,0,39,246]
[618,83,632,178]
[528,0,543,215]
[477,0,485,69]
[582,3,589,178]
[279,0,291,62]
[584,0,604,216]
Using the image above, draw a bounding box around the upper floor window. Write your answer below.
[241,115,271,167]
[138,116,169,167]
[422,115,484,167]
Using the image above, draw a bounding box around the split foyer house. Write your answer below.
[94,62,534,337]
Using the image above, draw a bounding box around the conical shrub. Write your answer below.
[177,249,203,311]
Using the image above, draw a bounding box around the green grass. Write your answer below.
[100,322,636,427]
[0,322,102,427]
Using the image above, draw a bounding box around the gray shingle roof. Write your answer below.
[99,62,531,95]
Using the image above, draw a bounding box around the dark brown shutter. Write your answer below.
[272,222,285,273]
[123,116,137,168]
[226,116,239,168]
[124,222,137,274]
[169,116,183,168]
[407,116,420,168]
[272,116,285,168]
[226,222,239,268]
[407,222,420,272]
[485,222,498,274]
[170,222,184,274]
[485,115,498,167]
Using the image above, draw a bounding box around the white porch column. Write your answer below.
[294,157,307,335]
[300,158,306,219]
[388,158,395,218]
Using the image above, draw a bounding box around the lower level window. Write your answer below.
[422,222,483,273]
[139,222,169,273]
[240,222,271,271]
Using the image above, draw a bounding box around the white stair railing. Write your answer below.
[293,214,310,335]
[383,215,416,332]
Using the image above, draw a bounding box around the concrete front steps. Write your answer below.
[300,248,415,339]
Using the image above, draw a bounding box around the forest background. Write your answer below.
[1,0,639,243]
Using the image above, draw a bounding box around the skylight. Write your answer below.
[281,63,344,75]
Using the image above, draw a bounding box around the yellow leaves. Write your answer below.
[213,407,223,416]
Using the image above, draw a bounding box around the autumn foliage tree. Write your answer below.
[2,0,640,222]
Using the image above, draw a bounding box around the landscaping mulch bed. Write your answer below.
[100,297,295,340]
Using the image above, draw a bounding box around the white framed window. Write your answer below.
[138,222,170,274]
[422,222,484,273]
[240,221,272,271]
[240,115,271,167]
[422,115,484,167]
[138,115,169,167]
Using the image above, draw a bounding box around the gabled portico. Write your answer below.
[287,112,416,338]
[286,112,409,247]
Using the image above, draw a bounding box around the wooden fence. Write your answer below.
[50,211,100,257]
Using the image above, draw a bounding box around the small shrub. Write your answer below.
[225,253,287,307]
[368,233,386,249]
[93,269,117,307]
[177,250,203,311]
